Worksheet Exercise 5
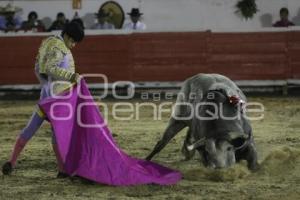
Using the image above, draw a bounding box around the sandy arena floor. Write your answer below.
[0,97,300,200]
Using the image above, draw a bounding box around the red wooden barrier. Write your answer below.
[74,35,131,82]
[0,31,298,85]
[208,32,288,80]
[288,31,300,79]
[0,36,42,84]
[131,32,209,81]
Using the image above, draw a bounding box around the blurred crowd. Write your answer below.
[0,3,146,33]
[0,3,297,33]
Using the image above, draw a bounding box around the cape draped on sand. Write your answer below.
[38,79,182,186]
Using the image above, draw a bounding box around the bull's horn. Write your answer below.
[187,138,205,151]
[187,145,194,151]
[227,132,249,151]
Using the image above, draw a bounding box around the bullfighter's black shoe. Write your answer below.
[56,172,69,179]
[2,162,13,175]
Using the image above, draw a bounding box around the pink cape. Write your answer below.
[38,79,181,186]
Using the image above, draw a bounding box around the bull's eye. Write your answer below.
[231,138,246,149]
[227,146,233,151]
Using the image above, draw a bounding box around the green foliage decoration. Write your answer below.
[236,0,259,20]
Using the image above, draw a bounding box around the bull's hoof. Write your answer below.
[248,162,260,172]
[2,162,13,175]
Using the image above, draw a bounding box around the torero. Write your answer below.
[2,21,84,178]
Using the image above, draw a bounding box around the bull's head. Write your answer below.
[187,132,249,168]
[189,89,249,169]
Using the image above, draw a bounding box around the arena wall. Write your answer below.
[0,30,299,85]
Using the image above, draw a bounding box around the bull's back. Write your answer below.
[174,74,245,119]
[179,73,242,101]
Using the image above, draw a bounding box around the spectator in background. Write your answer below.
[48,12,69,31]
[91,9,114,30]
[123,8,146,30]
[71,12,85,30]
[21,11,46,32]
[0,4,22,32]
[273,7,295,27]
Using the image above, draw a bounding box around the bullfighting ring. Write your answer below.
[1,12,300,199]
[1,95,300,199]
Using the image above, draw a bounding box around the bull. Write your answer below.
[146,74,258,170]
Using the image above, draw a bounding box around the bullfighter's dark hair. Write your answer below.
[70,18,85,30]
[61,21,84,42]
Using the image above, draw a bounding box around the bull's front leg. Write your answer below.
[181,128,196,160]
[245,142,259,171]
[236,141,259,171]
[146,119,186,160]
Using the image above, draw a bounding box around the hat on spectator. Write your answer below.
[95,9,109,18]
[2,3,22,14]
[127,8,143,16]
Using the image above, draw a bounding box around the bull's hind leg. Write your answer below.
[146,119,186,160]
[181,128,195,160]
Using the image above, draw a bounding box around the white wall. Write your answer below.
[1,0,299,31]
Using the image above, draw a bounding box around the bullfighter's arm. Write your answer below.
[44,47,76,82]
